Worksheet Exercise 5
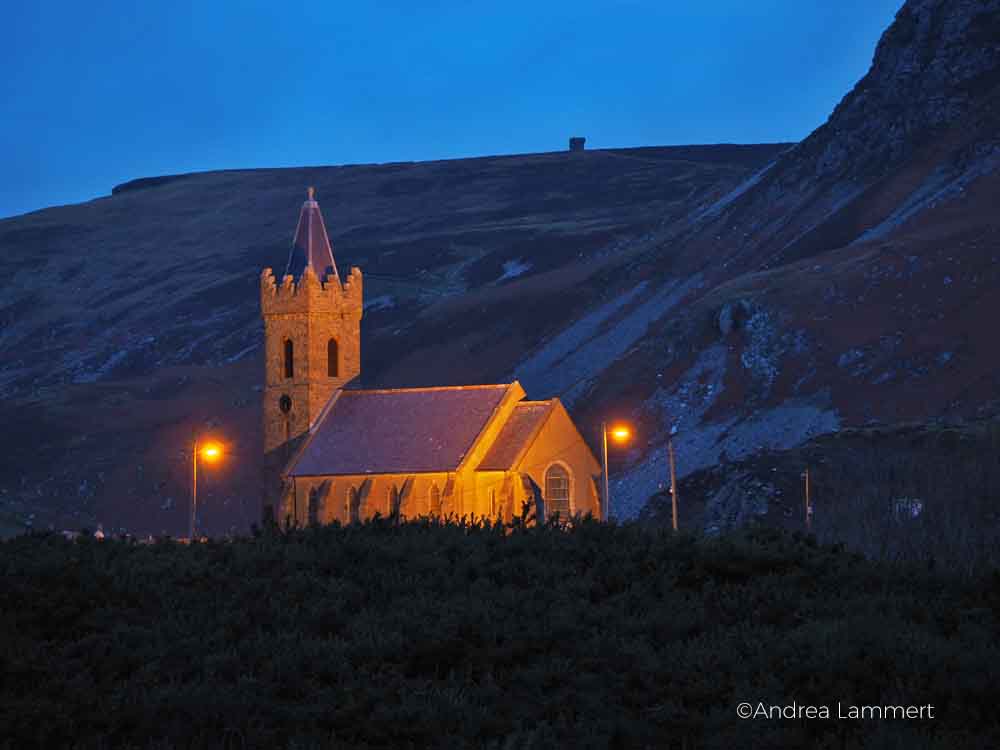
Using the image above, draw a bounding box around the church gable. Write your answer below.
[476,401,554,471]
[510,399,602,520]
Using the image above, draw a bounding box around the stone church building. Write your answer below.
[261,188,601,526]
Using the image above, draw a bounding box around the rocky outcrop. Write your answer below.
[703,473,774,536]
[676,0,1000,276]
[790,0,1000,183]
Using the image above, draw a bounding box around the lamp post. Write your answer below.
[601,422,632,521]
[602,423,609,521]
[802,468,812,532]
[190,437,223,540]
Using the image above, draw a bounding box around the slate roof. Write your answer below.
[284,187,339,282]
[287,384,513,477]
[476,401,553,471]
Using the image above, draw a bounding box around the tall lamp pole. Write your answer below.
[803,468,812,532]
[191,437,199,540]
[601,422,610,521]
[600,422,632,521]
[190,437,223,541]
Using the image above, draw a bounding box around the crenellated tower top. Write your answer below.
[259,264,363,316]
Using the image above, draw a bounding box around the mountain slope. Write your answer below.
[0,144,786,535]
[573,0,1000,517]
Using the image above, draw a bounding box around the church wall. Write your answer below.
[468,470,506,520]
[466,470,530,523]
[514,402,602,520]
[291,472,454,525]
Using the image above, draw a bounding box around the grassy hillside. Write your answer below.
[2,519,998,749]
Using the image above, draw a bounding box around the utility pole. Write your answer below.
[666,423,680,531]
[803,467,812,532]
[668,437,678,531]
[190,437,199,541]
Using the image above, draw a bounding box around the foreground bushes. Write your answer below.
[2,518,999,749]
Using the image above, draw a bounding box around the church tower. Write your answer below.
[260,187,363,517]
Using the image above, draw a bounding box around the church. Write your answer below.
[260,188,602,526]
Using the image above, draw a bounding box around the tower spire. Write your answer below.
[284,187,339,282]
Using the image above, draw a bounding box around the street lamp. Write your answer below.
[191,437,224,540]
[601,422,632,520]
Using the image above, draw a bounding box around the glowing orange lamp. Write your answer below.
[200,442,223,462]
[601,421,633,520]
[610,425,631,443]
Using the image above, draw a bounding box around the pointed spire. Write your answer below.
[284,187,339,283]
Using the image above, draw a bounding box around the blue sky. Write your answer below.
[0,0,903,220]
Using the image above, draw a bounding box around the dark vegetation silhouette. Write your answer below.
[3,511,1000,749]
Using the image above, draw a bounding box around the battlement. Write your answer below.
[260,266,363,317]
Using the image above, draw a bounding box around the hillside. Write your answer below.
[0,145,787,536]
[585,0,1000,516]
[2,0,999,537]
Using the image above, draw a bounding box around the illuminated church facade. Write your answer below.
[260,188,601,526]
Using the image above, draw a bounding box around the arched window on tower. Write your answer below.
[544,464,571,520]
[283,339,294,379]
[328,338,339,377]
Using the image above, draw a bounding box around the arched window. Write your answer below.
[489,489,497,518]
[308,487,320,526]
[544,464,571,519]
[429,484,442,518]
[502,489,514,524]
[347,487,360,524]
[388,485,401,519]
[283,339,294,379]
[328,338,339,377]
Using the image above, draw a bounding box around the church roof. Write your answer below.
[284,187,339,282]
[476,401,554,471]
[287,384,514,477]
